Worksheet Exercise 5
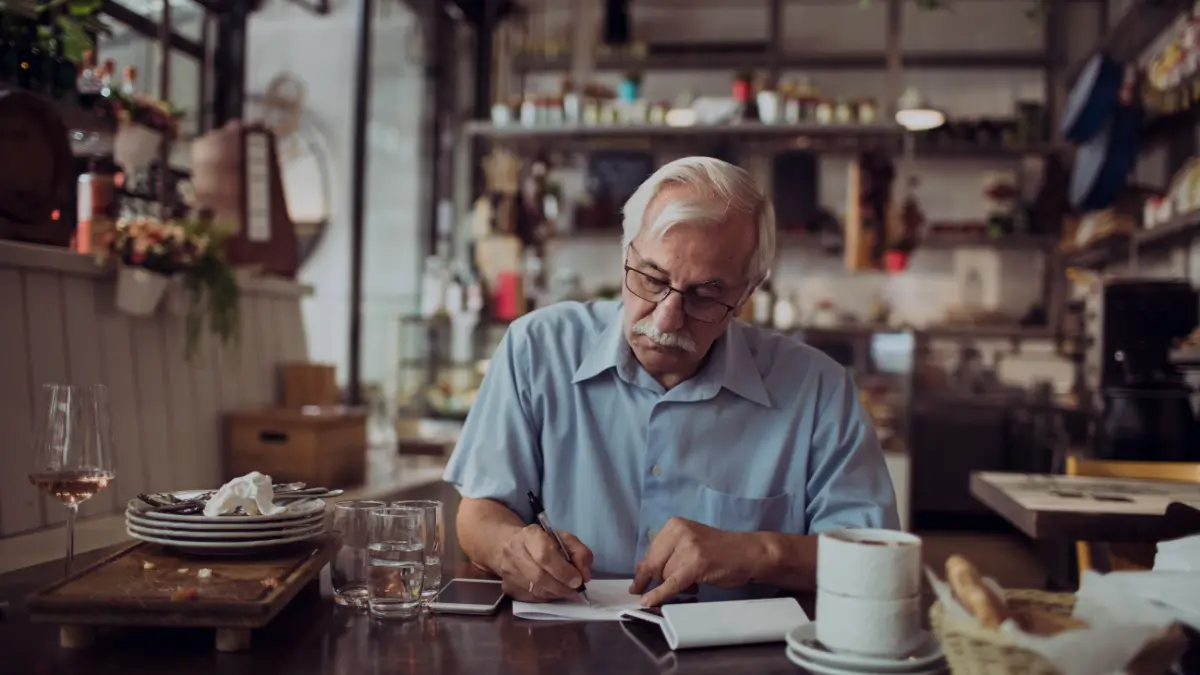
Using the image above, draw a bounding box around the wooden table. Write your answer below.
[969,471,1200,542]
[0,481,833,675]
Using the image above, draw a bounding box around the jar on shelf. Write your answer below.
[857,98,878,124]
[834,98,853,124]
[649,101,667,125]
[583,98,600,125]
[520,97,537,126]
[783,85,801,124]
[491,102,513,126]
[815,99,834,124]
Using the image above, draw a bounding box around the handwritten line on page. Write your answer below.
[512,579,643,621]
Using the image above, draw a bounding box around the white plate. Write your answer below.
[127,526,324,554]
[125,509,325,532]
[786,646,947,675]
[786,623,945,673]
[127,490,325,523]
[127,520,326,541]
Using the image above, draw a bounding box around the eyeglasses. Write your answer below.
[623,266,738,323]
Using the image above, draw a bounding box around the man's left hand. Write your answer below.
[628,517,763,607]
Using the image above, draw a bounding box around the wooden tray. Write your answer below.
[26,537,333,652]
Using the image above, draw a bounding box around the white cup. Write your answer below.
[817,528,922,600]
[816,589,924,658]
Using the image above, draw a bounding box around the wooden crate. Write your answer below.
[225,408,367,488]
[26,539,332,652]
[279,362,339,408]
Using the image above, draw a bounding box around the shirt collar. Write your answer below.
[572,306,773,408]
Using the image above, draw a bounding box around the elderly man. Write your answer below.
[443,156,898,607]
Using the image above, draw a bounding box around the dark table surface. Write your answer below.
[0,481,839,675]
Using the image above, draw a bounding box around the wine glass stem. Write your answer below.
[65,504,78,575]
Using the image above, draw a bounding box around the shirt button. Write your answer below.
[646,527,655,539]
[651,465,663,476]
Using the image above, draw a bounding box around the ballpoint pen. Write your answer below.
[527,491,592,605]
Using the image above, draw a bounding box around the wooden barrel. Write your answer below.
[0,89,74,245]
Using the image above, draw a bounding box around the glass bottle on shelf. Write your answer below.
[121,65,136,97]
[76,49,101,107]
[99,58,115,98]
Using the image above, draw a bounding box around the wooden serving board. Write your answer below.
[26,537,333,652]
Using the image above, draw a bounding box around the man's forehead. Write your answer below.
[631,228,753,286]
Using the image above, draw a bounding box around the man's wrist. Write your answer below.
[741,531,817,590]
[743,531,784,583]
[481,520,526,573]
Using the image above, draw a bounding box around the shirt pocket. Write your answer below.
[692,482,803,534]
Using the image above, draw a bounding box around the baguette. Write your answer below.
[945,555,1008,628]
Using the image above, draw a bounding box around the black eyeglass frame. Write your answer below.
[622,252,741,324]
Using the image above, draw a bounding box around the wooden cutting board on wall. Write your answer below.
[191,121,300,278]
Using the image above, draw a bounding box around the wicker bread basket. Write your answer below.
[930,589,1189,675]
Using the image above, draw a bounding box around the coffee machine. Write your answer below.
[1092,278,1200,462]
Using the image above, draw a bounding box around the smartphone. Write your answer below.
[427,579,506,615]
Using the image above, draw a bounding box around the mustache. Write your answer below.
[633,320,697,352]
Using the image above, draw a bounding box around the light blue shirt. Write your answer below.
[443,299,899,586]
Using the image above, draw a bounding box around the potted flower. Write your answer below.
[102,216,239,358]
[105,217,189,316]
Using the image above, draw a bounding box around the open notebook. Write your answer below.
[511,579,644,621]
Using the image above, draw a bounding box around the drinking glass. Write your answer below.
[391,499,444,601]
[330,500,386,607]
[366,506,425,620]
[28,384,115,575]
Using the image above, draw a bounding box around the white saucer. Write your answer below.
[786,647,947,675]
[785,622,945,673]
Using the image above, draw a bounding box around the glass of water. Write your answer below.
[330,500,386,607]
[366,506,426,620]
[391,499,443,601]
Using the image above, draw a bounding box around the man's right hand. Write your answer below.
[496,524,594,602]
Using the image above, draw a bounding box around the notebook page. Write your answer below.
[512,579,643,621]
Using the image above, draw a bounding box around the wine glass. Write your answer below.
[28,384,116,574]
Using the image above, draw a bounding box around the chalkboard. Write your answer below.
[586,150,654,207]
[772,150,819,232]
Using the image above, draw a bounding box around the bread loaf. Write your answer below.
[945,555,1008,628]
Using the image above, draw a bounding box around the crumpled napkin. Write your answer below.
[926,567,1180,675]
[1155,533,1200,573]
[202,471,288,517]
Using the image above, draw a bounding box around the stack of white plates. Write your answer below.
[785,623,947,675]
[126,490,327,554]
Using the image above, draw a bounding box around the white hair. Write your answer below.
[621,156,776,284]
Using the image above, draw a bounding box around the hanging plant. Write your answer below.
[35,0,110,65]
[179,221,241,360]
